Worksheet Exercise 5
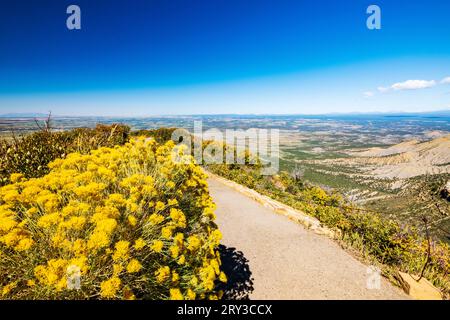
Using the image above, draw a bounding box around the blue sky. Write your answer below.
[0,0,449,115]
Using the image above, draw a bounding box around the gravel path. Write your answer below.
[208,177,409,300]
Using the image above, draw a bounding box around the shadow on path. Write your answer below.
[217,244,254,300]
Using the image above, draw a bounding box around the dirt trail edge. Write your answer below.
[208,176,409,300]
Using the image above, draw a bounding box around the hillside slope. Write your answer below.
[343,134,450,179]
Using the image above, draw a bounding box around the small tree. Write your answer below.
[291,163,305,182]
[34,111,53,133]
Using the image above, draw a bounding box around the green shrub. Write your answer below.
[130,128,177,144]
[0,124,130,186]
[0,138,224,299]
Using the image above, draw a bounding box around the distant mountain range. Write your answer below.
[1,110,449,118]
[0,113,51,118]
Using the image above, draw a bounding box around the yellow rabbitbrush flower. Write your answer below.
[174,232,184,247]
[187,235,201,252]
[177,255,186,265]
[72,239,86,255]
[169,288,183,300]
[26,280,35,287]
[169,245,180,258]
[154,201,165,212]
[113,264,124,275]
[133,238,146,250]
[0,137,224,299]
[150,240,164,253]
[14,238,34,251]
[148,213,164,225]
[34,259,69,291]
[74,182,107,201]
[167,198,178,206]
[9,173,24,184]
[219,271,228,283]
[127,215,137,227]
[112,241,130,262]
[126,259,142,273]
[105,193,127,208]
[155,266,170,283]
[186,288,196,300]
[0,214,17,233]
[87,218,117,250]
[161,226,174,239]
[171,271,180,283]
[60,216,87,231]
[169,208,186,228]
[2,281,17,297]
[100,277,121,299]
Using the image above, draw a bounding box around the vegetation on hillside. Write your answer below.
[0,124,130,186]
[130,128,178,144]
[0,138,225,299]
[126,128,449,297]
[1,124,448,299]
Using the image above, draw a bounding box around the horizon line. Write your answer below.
[1,109,450,119]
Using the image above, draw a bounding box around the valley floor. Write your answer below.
[208,177,409,300]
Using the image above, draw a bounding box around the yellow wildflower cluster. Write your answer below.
[0,137,224,299]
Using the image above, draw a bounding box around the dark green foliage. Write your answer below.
[0,124,130,186]
[130,128,178,144]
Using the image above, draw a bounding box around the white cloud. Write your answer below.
[441,77,450,84]
[377,79,436,93]
[377,86,389,93]
[391,79,436,91]
[363,91,374,98]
